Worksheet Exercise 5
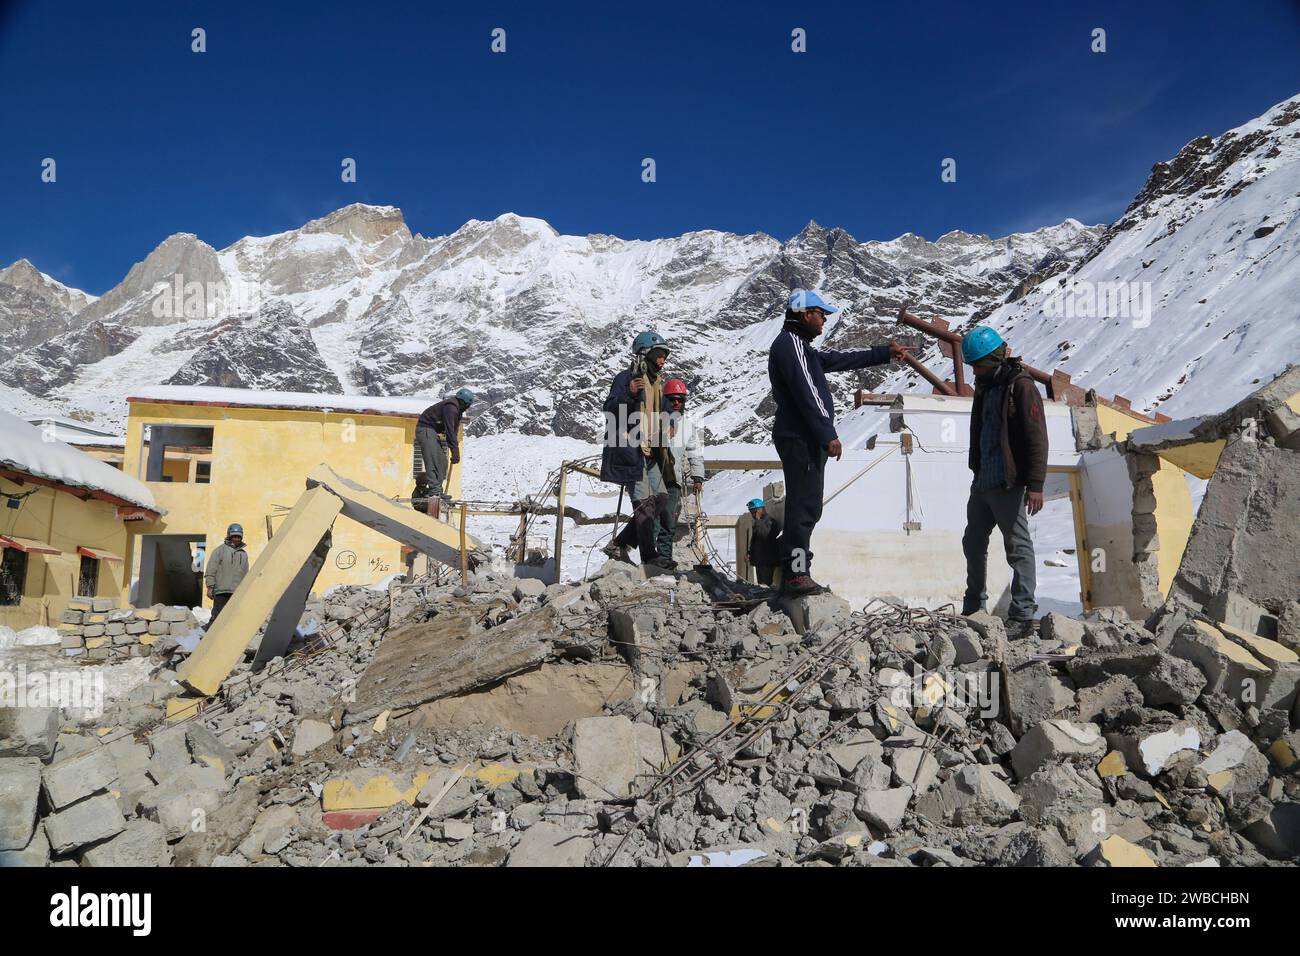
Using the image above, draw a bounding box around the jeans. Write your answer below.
[962,484,1038,621]
[775,436,827,576]
[655,484,682,561]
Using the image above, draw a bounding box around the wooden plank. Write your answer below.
[553,465,568,585]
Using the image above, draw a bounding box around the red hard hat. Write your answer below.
[664,379,688,397]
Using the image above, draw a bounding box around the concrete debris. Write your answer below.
[5,491,1299,870]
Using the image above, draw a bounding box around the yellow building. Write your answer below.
[1,410,161,629]
[122,386,456,608]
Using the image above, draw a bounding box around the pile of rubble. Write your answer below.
[3,548,1297,867]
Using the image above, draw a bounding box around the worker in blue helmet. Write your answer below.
[768,289,914,595]
[745,498,782,587]
[600,330,677,572]
[204,522,249,626]
[959,325,1048,638]
[413,387,476,508]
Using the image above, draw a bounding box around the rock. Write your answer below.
[1170,622,1270,704]
[44,792,126,854]
[1010,719,1106,779]
[513,578,547,601]
[1000,825,1075,867]
[1085,834,1156,867]
[0,819,50,867]
[1110,722,1201,777]
[41,746,119,810]
[291,718,334,756]
[1199,730,1269,799]
[1066,645,1164,687]
[855,786,913,832]
[698,780,742,820]
[0,706,59,759]
[570,716,669,800]
[507,822,593,867]
[80,818,170,866]
[1242,803,1300,859]
[949,629,984,665]
[1073,675,1142,723]
[915,765,1019,825]
[1017,763,1104,827]
[185,723,235,776]
[1002,651,1074,738]
[1136,654,1208,707]
[890,747,939,794]
[828,732,886,776]
[238,804,300,858]
[0,757,42,851]
[1041,613,1086,645]
[777,591,851,636]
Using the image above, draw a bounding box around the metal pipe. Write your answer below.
[900,353,957,395]
[896,308,962,344]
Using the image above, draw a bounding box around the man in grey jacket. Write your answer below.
[205,523,249,626]
[658,378,706,563]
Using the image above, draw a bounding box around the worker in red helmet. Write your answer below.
[658,377,705,563]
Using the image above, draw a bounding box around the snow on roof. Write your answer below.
[0,409,156,511]
[23,416,124,447]
[127,385,439,418]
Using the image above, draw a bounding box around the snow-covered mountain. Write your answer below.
[1,92,1296,444]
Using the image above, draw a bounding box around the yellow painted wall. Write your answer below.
[124,401,457,603]
[0,475,129,629]
[1095,405,1196,597]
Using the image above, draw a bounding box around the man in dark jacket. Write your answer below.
[768,289,912,595]
[745,498,782,587]
[414,387,474,503]
[959,326,1048,636]
[600,331,676,571]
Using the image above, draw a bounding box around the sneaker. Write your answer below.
[781,574,825,596]
[602,543,633,564]
[644,558,679,574]
[655,557,679,570]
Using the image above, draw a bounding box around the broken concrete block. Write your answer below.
[1216,621,1300,711]
[1135,654,1208,708]
[1085,833,1156,867]
[291,719,334,756]
[1199,730,1270,799]
[0,819,50,867]
[1002,650,1075,738]
[1170,622,1270,703]
[915,765,1019,826]
[889,747,939,794]
[1017,763,1104,827]
[41,746,119,810]
[185,723,234,777]
[0,757,42,851]
[855,785,913,833]
[442,819,474,841]
[1041,613,1086,646]
[506,821,593,867]
[321,769,430,812]
[513,578,546,601]
[237,804,299,858]
[1108,722,1201,777]
[698,780,742,819]
[1073,675,1143,723]
[829,731,885,776]
[776,591,851,636]
[80,818,170,867]
[1243,803,1300,859]
[1011,719,1106,780]
[570,715,669,800]
[0,706,59,759]
[44,791,126,854]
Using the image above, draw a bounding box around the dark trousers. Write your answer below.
[415,425,450,497]
[962,484,1038,621]
[775,435,827,576]
[613,459,668,564]
[754,564,776,586]
[209,592,232,627]
[655,484,682,561]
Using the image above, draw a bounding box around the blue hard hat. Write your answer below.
[747,498,765,511]
[226,523,243,537]
[961,326,1005,364]
[455,387,475,405]
[632,330,668,354]
[787,289,839,316]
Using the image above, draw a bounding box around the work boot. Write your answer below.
[781,574,825,596]
[602,543,632,564]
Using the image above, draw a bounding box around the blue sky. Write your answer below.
[2,0,1298,293]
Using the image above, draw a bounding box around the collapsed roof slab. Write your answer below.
[306,463,481,564]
